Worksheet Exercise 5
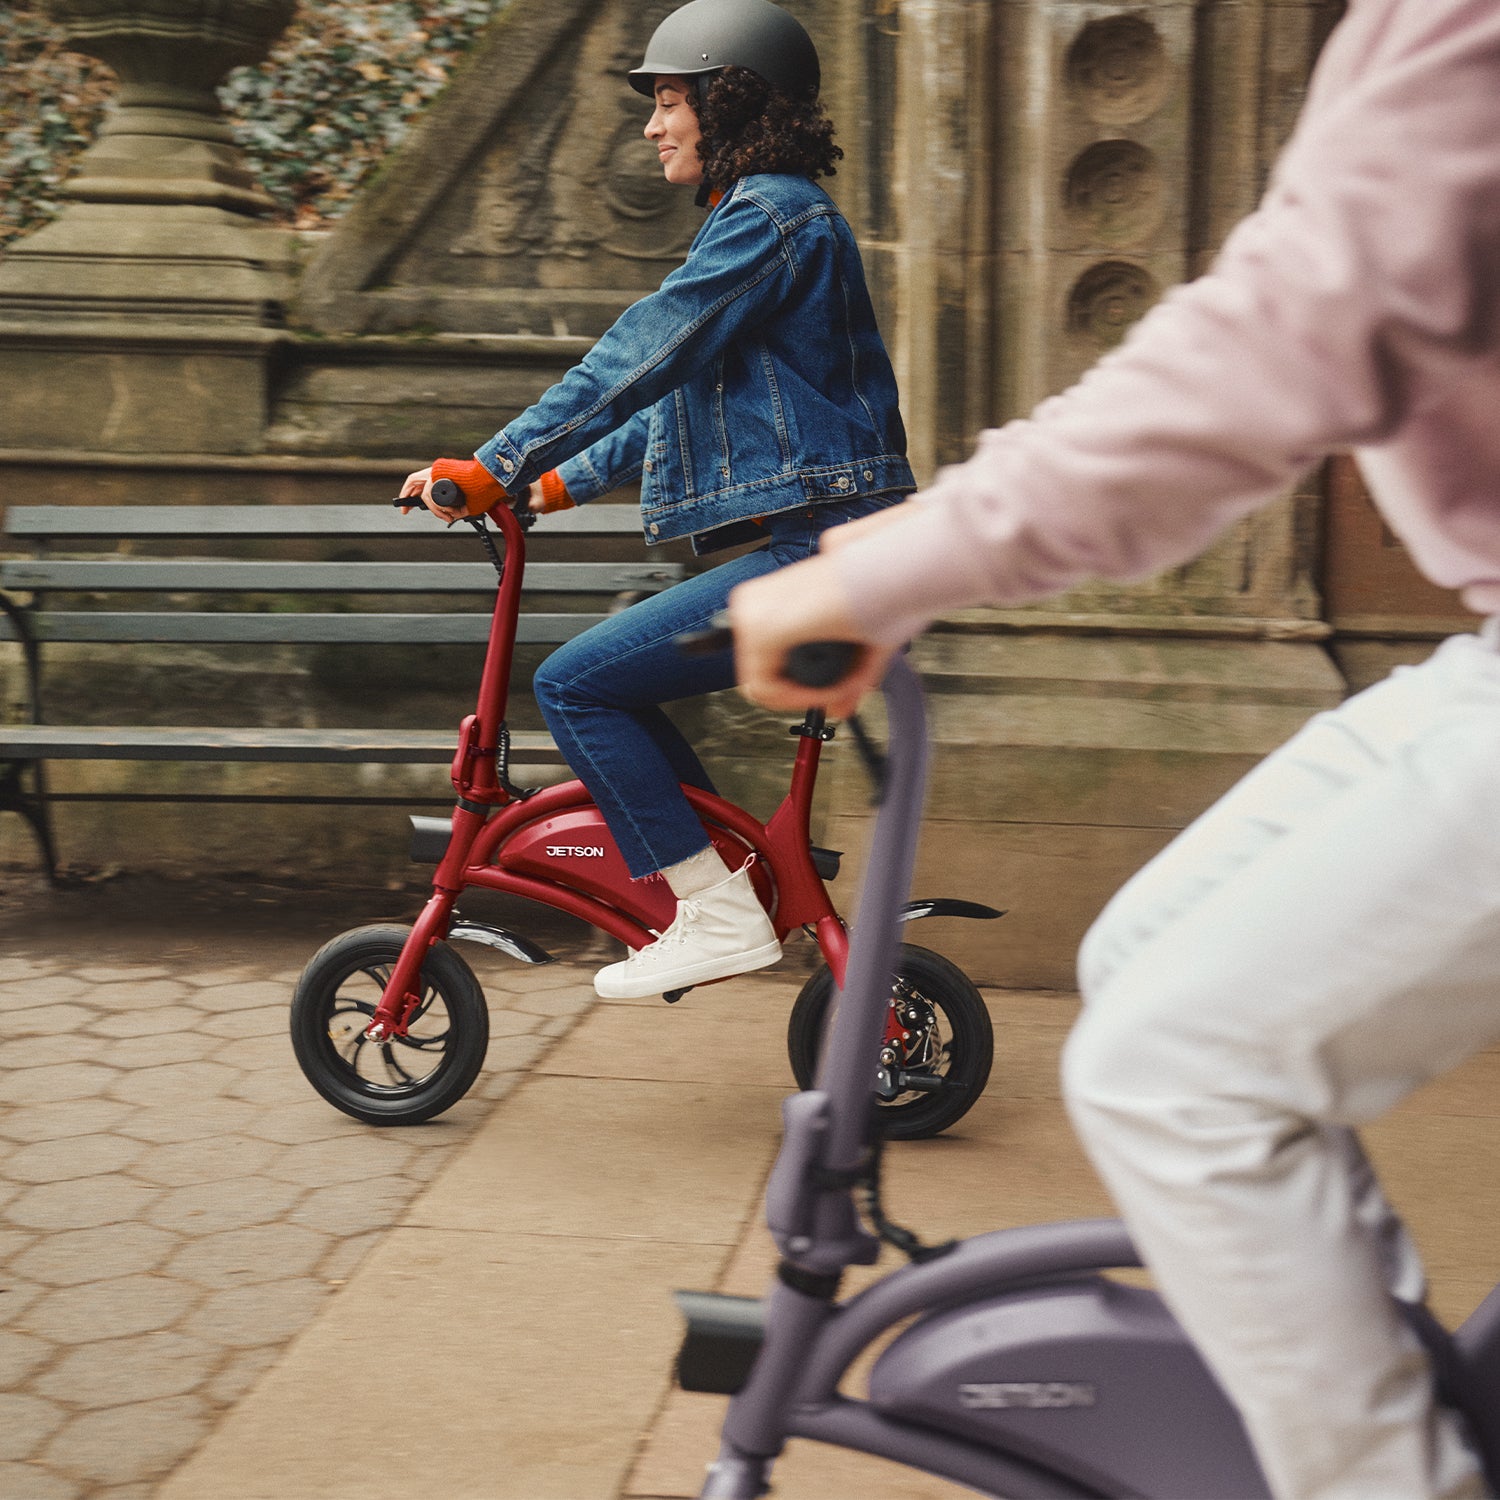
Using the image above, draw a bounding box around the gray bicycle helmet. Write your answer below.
[628,0,820,100]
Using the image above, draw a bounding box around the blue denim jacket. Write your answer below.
[475,173,914,554]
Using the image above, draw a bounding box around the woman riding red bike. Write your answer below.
[401,0,913,1002]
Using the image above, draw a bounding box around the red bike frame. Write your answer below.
[365,499,852,1041]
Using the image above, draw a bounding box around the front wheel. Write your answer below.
[786,944,993,1140]
[290,924,489,1125]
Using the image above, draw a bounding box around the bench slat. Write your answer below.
[5,504,651,538]
[0,725,564,764]
[0,560,682,593]
[0,612,612,644]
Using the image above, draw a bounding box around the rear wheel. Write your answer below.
[290,924,489,1125]
[786,944,993,1140]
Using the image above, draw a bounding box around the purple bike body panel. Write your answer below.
[867,1276,1271,1498]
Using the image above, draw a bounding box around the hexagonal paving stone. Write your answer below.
[0,1459,82,1498]
[483,1010,542,1039]
[0,958,55,983]
[130,1135,280,1188]
[0,1033,108,1070]
[197,1005,292,1039]
[0,1391,65,1460]
[490,1033,548,1071]
[316,1229,381,1285]
[223,1067,313,1107]
[164,1222,329,1289]
[86,1007,204,1039]
[35,1331,217,1408]
[97,1032,221,1069]
[289,1177,415,1238]
[0,1279,45,1328]
[207,1032,294,1071]
[201,1344,279,1405]
[106,1061,240,1108]
[118,1098,260,1145]
[146,1177,303,1237]
[0,976,92,1008]
[8,1178,160,1233]
[0,1004,96,1038]
[81,980,192,1013]
[12,1224,178,1288]
[238,1099,366,1145]
[0,1098,135,1144]
[0,1329,54,1386]
[41,1395,209,1487]
[266,1133,415,1187]
[182,980,290,1014]
[504,987,595,1019]
[0,1064,120,1108]
[183,1278,330,1348]
[74,966,172,985]
[21,1275,198,1344]
[1,1134,146,1184]
[0,1227,35,1260]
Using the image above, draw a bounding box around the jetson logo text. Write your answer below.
[546,845,606,857]
[958,1383,1096,1410]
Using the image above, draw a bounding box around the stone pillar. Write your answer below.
[821,0,1349,988]
[0,0,298,454]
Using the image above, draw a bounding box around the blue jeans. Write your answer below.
[534,498,894,878]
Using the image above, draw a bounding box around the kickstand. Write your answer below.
[662,986,695,1005]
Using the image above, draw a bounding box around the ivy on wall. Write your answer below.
[0,1,503,249]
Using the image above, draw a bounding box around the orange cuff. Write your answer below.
[431,457,509,515]
[538,469,575,513]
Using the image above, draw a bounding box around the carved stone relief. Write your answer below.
[1064,13,1171,127]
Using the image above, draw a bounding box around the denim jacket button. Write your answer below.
[864,470,874,482]
[644,460,654,472]
[500,458,515,472]
[649,522,660,535]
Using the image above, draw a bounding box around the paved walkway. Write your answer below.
[3,874,1500,1499]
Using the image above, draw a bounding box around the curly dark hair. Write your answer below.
[693,65,842,191]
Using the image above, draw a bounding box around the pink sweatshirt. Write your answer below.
[836,0,1500,645]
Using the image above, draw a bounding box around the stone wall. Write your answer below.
[0,0,1364,986]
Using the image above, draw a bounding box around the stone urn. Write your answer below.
[40,0,298,214]
[0,1,301,453]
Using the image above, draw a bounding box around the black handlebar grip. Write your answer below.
[674,616,862,688]
[390,477,464,511]
[783,640,863,689]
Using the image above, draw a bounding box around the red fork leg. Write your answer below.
[365,890,457,1040]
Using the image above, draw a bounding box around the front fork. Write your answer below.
[810,912,936,1055]
[365,800,491,1039]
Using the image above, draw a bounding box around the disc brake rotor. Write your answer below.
[875,983,945,1099]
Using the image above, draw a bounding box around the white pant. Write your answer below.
[1063,628,1500,1500]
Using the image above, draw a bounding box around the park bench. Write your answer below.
[0,501,684,880]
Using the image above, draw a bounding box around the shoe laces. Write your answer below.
[631,899,701,962]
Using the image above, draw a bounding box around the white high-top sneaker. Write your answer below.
[594,857,782,1000]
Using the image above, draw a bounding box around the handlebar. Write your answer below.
[674,617,864,691]
[391,477,537,531]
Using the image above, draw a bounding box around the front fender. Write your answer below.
[448,919,555,966]
[900,898,1005,924]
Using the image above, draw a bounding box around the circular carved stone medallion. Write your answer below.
[1067,260,1161,348]
[1064,139,1165,246]
[1065,15,1170,126]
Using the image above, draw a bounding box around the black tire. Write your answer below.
[290,924,489,1126]
[786,944,993,1140]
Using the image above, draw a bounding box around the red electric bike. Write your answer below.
[289,482,1000,1138]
